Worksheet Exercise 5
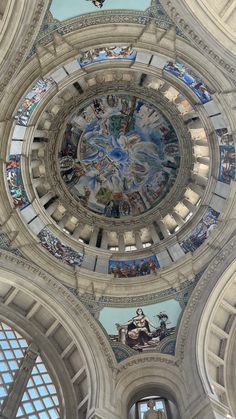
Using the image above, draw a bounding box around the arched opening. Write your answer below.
[125,382,181,419]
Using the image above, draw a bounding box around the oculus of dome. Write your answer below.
[58,94,180,218]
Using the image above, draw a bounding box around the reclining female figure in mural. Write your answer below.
[116,308,157,348]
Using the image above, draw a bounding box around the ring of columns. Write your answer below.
[0,21,235,294]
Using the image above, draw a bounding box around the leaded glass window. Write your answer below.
[0,322,60,418]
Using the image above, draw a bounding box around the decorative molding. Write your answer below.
[160,0,236,77]
[0,249,117,371]
[0,1,50,97]
[176,233,236,363]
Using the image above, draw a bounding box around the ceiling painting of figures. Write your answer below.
[50,0,151,20]
[59,94,180,218]
[98,299,182,352]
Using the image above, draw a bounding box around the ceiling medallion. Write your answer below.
[58,94,180,219]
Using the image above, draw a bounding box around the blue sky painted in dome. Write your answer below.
[50,0,151,20]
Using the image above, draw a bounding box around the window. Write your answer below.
[0,322,60,419]
[0,322,28,406]
[143,242,152,248]
[16,356,60,418]
[185,212,193,222]
[137,397,167,419]
[109,246,119,252]
[125,245,137,252]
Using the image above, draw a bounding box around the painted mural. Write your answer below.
[15,78,54,126]
[109,255,160,278]
[180,207,219,253]
[216,129,235,184]
[6,155,29,210]
[99,300,181,352]
[38,227,84,266]
[59,94,180,218]
[78,46,136,67]
[163,61,212,104]
[50,0,151,20]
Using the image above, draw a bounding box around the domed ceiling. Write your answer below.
[59,94,180,218]
[1,0,236,372]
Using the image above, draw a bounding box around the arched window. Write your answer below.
[0,322,60,418]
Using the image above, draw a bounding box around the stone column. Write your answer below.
[182,198,197,213]
[157,220,170,238]
[149,224,161,243]
[174,94,184,104]
[182,110,198,122]
[194,139,208,146]
[191,172,208,187]
[1,343,38,418]
[34,129,49,139]
[118,234,125,252]
[46,199,59,216]
[72,225,82,240]
[134,231,143,250]
[31,142,45,151]
[172,211,185,227]
[40,191,55,206]
[196,156,210,165]
[58,213,70,229]
[100,231,108,250]
[30,159,41,169]
[159,82,169,94]
[188,182,205,196]
[89,227,99,247]
[32,177,46,188]
[187,119,202,130]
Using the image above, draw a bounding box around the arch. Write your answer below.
[115,356,186,419]
[0,249,117,418]
[176,235,236,417]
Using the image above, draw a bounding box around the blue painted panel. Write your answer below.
[50,0,151,20]
[109,255,160,278]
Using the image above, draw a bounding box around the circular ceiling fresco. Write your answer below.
[59,94,180,218]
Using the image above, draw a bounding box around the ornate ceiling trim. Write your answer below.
[160,0,236,79]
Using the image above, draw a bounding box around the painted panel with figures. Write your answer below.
[38,227,84,266]
[109,255,160,278]
[15,79,55,126]
[6,155,29,210]
[163,60,212,104]
[59,94,180,218]
[180,207,219,253]
[216,129,235,184]
[78,46,136,67]
[99,300,181,352]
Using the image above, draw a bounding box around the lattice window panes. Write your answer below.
[0,322,28,406]
[16,355,60,419]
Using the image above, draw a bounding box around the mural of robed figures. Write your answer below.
[78,46,136,67]
[6,155,29,210]
[216,128,236,184]
[99,300,181,352]
[164,60,212,104]
[180,207,219,254]
[109,255,160,278]
[59,94,180,218]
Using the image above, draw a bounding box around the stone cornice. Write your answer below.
[160,0,236,79]
[0,0,50,97]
